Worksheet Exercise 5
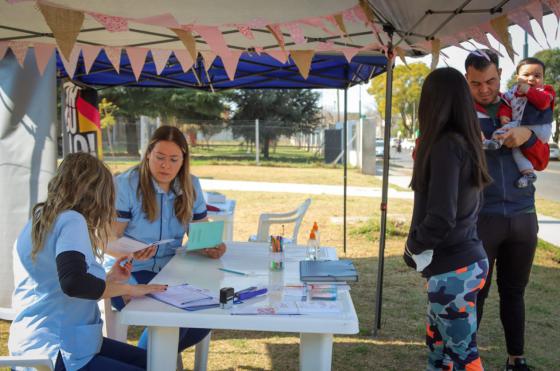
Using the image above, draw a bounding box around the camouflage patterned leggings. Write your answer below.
[426,259,489,371]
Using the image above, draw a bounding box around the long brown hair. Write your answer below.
[410,67,491,192]
[138,126,194,225]
[31,153,115,261]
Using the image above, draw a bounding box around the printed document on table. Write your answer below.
[149,283,218,310]
[231,301,340,315]
[107,236,176,254]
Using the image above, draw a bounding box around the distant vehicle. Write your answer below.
[390,137,398,148]
[550,143,560,161]
[376,139,385,157]
[401,138,416,151]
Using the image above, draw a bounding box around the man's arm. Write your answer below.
[496,126,550,171]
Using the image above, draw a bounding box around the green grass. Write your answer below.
[536,198,560,219]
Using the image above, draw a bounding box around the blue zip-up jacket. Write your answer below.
[477,100,549,216]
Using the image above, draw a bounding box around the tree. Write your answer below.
[98,98,118,156]
[507,49,560,143]
[367,62,430,137]
[229,89,322,159]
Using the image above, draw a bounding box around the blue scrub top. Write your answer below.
[9,210,106,371]
[114,168,207,273]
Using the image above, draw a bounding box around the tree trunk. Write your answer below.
[125,120,139,156]
[262,137,270,159]
[106,125,114,157]
[399,108,411,138]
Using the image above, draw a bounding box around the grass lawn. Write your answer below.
[536,198,560,219]
[1,165,559,370]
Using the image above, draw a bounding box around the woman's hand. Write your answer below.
[127,283,168,297]
[133,244,157,261]
[200,242,227,259]
[107,255,132,283]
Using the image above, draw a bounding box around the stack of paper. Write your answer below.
[149,283,219,311]
[299,260,358,282]
[230,301,340,315]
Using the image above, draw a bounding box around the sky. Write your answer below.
[320,13,560,116]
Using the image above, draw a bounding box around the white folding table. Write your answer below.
[118,242,358,371]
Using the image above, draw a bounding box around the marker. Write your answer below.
[218,267,249,276]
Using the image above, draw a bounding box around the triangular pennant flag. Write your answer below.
[60,46,81,78]
[490,15,515,61]
[200,50,217,72]
[193,25,230,58]
[300,17,337,36]
[525,0,550,48]
[221,50,242,80]
[283,22,306,44]
[333,13,349,40]
[507,9,546,49]
[34,43,56,75]
[38,2,84,61]
[541,0,560,39]
[430,39,440,70]
[172,28,197,61]
[151,49,172,75]
[463,27,502,56]
[340,47,359,62]
[88,12,128,32]
[343,5,360,23]
[9,41,28,67]
[81,45,101,74]
[267,50,289,64]
[266,24,286,53]
[134,13,179,28]
[394,47,409,67]
[0,41,9,60]
[235,24,254,40]
[173,49,194,72]
[290,50,314,79]
[104,47,121,73]
[358,0,376,25]
[126,47,148,81]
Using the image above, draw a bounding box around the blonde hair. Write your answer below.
[138,126,194,225]
[31,153,115,261]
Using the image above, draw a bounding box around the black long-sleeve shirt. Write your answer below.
[404,133,487,277]
[56,251,106,299]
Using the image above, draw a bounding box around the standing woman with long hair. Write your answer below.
[110,125,226,352]
[9,153,167,371]
[404,67,492,370]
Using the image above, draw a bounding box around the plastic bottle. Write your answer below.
[307,230,319,260]
[312,222,320,259]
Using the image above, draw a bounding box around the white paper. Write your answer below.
[107,236,176,254]
[150,283,217,309]
[231,300,341,315]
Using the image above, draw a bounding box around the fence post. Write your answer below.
[255,118,260,165]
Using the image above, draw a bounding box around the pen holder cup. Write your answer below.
[269,251,284,271]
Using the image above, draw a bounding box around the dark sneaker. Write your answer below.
[505,357,532,370]
[483,139,501,150]
[516,173,537,188]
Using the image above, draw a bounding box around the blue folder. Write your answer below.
[299,260,358,282]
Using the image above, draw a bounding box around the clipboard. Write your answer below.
[184,220,224,251]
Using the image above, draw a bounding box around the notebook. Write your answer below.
[185,221,224,251]
[148,283,219,311]
[299,260,358,282]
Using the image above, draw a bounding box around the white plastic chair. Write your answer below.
[0,355,53,371]
[249,198,311,245]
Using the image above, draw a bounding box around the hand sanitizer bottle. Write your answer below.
[307,230,319,260]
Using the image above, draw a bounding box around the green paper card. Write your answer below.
[185,221,224,251]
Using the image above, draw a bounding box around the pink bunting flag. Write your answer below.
[300,17,336,36]
[34,43,56,75]
[266,50,289,64]
[60,46,81,78]
[81,45,101,74]
[541,0,560,39]
[343,5,360,23]
[266,24,287,52]
[340,47,359,62]
[254,46,264,54]
[0,41,9,60]
[193,25,230,58]
[9,41,28,67]
[104,47,121,73]
[133,13,179,28]
[246,18,269,28]
[283,22,306,44]
[525,0,547,41]
[151,48,172,75]
[173,49,194,72]
[462,27,496,53]
[200,50,217,72]
[88,12,128,32]
[314,41,335,51]
[507,9,546,49]
[221,50,242,80]
[126,47,148,81]
[235,24,255,40]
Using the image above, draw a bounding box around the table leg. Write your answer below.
[147,326,179,371]
[299,333,333,371]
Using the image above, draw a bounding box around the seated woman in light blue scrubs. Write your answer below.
[9,153,167,371]
[111,125,226,351]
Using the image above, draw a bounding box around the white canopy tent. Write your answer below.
[0,0,555,333]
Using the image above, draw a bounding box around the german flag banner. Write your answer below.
[63,82,102,158]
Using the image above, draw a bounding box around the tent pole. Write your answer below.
[374,29,394,336]
[343,88,348,254]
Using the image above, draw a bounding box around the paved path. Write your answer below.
[201,176,559,247]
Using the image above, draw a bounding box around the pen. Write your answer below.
[218,267,249,276]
